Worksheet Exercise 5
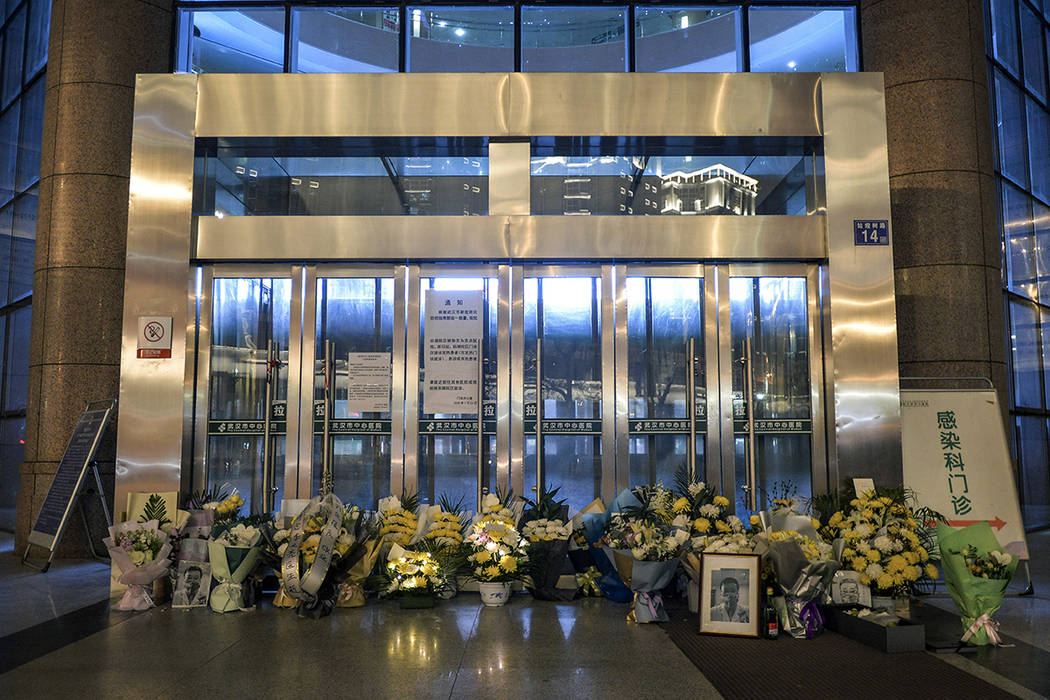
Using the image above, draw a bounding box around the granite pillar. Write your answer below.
[16,0,174,555]
[861,0,1008,423]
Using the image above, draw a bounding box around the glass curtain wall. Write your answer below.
[986,0,1050,530]
[0,0,48,532]
[175,3,859,75]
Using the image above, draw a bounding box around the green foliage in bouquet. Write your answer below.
[185,486,229,511]
[620,483,677,527]
[522,483,567,523]
[137,493,171,528]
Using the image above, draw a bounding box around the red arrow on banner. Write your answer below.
[926,516,1006,530]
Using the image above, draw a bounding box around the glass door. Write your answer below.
[305,267,397,508]
[409,267,502,508]
[195,266,301,514]
[623,267,707,488]
[716,264,826,514]
[517,267,612,511]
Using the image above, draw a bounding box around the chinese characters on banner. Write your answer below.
[423,290,483,414]
[937,410,970,516]
[900,390,1029,559]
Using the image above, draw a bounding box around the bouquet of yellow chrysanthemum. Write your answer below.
[821,488,939,599]
[204,492,245,527]
[754,490,839,639]
[466,517,529,583]
[272,498,381,618]
[423,495,469,552]
[381,543,443,608]
[672,471,748,554]
[378,492,428,549]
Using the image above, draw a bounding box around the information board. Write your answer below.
[346,352,391,413]
[901,389,1029,559]
[423,290,483,414]
[27,400,115,551]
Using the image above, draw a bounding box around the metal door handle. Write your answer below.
[742,336,757,511]
[687,337,696,480]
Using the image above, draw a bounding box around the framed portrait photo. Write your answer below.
[172,560,212,608]
[699,553,761,638]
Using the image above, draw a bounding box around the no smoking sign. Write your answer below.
[137,316,173,358]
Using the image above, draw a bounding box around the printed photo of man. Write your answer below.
[172,562,210,607]
[710,573,749,623]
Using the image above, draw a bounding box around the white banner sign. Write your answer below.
[346,352,391,413]
[901,389,1029,559]
[423,290,483,414]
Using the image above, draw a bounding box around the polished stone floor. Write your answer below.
[1,531,1048,699]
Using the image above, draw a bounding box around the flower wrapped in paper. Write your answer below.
[602,484,690,623]
[280,496,381,617]
[104,520,173,611]
[762,534,839,639]
[576,490,637,603]
[207,522,262,613]
[520,485,574,601]
[938,521,1018,646]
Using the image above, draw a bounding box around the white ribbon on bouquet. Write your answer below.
[281,493,344,603]
[961,614,1014,647]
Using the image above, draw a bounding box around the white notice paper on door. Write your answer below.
[423,290,483,414]
[346,352,391,413]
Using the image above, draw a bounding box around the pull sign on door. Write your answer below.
[137,316,173,358]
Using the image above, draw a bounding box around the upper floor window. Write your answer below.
[175,3,860,75]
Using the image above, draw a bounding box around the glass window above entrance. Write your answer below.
[194,137,490,216]
[531,137,822,216]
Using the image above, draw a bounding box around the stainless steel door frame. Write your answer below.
[303,265,401,500]
[411,264,503,505]
[617,265,708,492]
[522,265,614,503]
[510,266,526,497]
[715,262,827,511]
[193,264,305,503]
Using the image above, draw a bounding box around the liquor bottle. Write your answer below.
[763,586,779,639]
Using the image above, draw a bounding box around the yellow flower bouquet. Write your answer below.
[820,488,939,599]
[381,544,443,608]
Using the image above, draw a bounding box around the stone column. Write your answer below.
[17,0,174,555]
[862,0,1008,418]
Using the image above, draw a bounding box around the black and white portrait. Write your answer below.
[709,569,750,623]
[699,553,760,637]
[172,561,211,608]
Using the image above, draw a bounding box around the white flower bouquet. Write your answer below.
[519,485,574,601]
[602,485,691,623]
[207,521,262,613]
[104,519,173,611]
